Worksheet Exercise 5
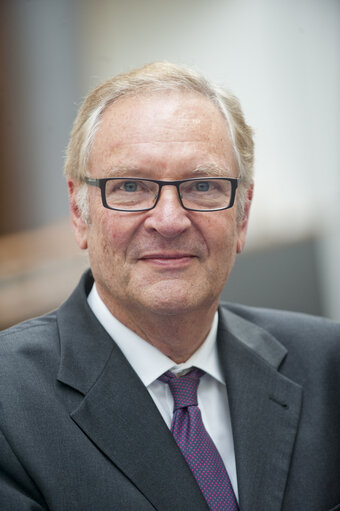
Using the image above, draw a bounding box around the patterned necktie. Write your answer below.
[159,369,239,511]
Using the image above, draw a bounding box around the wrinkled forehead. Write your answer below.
[89,90,235,174]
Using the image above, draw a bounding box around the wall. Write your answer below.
[1,0,339,323]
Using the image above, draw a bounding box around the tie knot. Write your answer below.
[159,368,204,410]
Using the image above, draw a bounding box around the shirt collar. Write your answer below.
[87,283,225,387]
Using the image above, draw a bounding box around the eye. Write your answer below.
[194,181,210,192]
[121,181,139,192]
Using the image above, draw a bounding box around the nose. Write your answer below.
[143,186,191,239]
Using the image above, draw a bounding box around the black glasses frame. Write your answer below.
[84,176,239,212]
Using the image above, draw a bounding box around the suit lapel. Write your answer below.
[56,273,209,511]
[70,348,208,510]
[218,307,303,511]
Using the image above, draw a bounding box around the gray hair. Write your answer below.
[65,61,254,221]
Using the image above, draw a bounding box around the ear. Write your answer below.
[236,184,254,254]
[67,179,88,250]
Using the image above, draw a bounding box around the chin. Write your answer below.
[136,281,215,316]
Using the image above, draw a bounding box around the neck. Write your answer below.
[96,288,218,363]
[131,311,216,363]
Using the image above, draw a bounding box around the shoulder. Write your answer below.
[0,311,58,349]
[219,302,340,372]
[220,302,340,339]
[0,312,60,382]
[219,303,340,393]
[0,312,64,438]
[0,269,92,357]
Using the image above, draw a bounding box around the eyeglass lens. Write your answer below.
[104,178,233,211]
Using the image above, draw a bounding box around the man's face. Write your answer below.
[70,91,251,324]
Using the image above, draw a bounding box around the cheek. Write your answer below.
[202,215,238,255]
[88,209,141,261]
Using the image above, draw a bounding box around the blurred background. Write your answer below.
[1,0,339,329]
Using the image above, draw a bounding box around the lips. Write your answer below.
[141,253,194,260]
[139,253,196,267]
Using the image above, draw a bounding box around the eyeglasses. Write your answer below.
[84,177,238,212]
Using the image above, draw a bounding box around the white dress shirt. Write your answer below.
[87,284,238,499]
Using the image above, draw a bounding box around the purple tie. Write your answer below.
[159,369,239,511]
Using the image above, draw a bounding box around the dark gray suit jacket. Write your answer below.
[0,271,339,510]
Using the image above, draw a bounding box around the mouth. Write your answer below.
[139,253,196,267]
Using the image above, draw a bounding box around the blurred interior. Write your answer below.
[1,0,339,330]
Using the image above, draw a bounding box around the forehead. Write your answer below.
[89,90,236,175]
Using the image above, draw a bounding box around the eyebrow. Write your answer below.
[104,166,142,177]
[191,164,231,177]
[103,164,231,178]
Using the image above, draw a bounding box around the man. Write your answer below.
[0,62,339,511]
